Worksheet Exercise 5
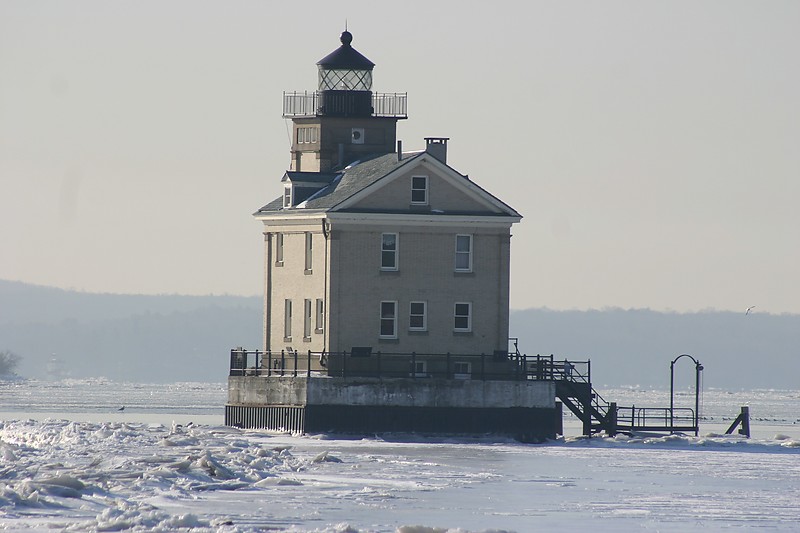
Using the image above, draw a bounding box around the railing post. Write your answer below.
[342,350,347,378]
[446,352,451,379]
[307,350,312,378]
[376,351,381,378]
[481,353,485,381]
[280,350,285,377]
[293,350,298,377]
[267,351,272,377]
[255,350,261,376]
[411,352,417,379]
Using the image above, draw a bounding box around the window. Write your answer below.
[275,233,284,265]
[409,301,427,331]
[411,360,427,377]
[411,176,428,205]
[454,302,472,332]
[297,127,318,144]
[380,301,397,338]
[315,299,324,332]
[304,232,313,272]
[453,361,471,379]
[303,299,312,340]
[283,186,292,208]
[381,233,398,270]
[455,234,473,272]
[284,299,292,339]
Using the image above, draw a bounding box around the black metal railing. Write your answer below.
[282,91,408,118]
[229,348,596,383]
[615,406,696,431]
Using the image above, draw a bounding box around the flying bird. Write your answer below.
[117,406,125,411]
[746,306,756,315]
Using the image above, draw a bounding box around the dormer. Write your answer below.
[281,171,339,208]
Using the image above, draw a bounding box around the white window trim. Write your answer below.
[409,301,427,331]
[455,234,473,272]
[283,186,292,208]
[381,232,399,271]
[454,302,472,332]
[412,360,427,378]
[411,175,429,205]
[380,300,398,339]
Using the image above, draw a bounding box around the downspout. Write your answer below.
[264,231,272,352]
[322,219,330,354]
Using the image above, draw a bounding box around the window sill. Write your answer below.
[302,337,311,343]
[408,330,428,336]
[283,337,292,342]
[379,269,400,275]
[453,331,473,336]
[304,269,313,275]
[454,271,474,277]
[314,328,324,334]
[275,261,284,267]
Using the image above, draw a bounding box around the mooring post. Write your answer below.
[740,406,751,438]
[608,402,618,437]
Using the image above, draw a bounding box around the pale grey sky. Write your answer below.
[1,1,798,313]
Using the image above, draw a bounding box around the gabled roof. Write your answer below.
[255,152,521,219]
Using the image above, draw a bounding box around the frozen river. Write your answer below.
[1,379,799,531]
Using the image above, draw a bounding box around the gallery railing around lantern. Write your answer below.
[282,91,408,118]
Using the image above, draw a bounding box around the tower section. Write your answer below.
[282,31,407,172]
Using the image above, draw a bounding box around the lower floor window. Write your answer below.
[380,301,398,338]
[409,301,427,331]
[454,302,472,332]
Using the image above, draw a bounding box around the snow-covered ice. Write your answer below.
[1,380,800,531]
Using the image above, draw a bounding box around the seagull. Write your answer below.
[117,406,125,411]
[745,306,756,315]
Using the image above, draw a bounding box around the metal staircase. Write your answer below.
[529,355,700,437]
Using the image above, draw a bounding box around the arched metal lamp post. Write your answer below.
[670,354,704,436]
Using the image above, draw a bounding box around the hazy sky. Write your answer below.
[2,1,798,314]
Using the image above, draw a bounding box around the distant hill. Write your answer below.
[0,280,262,382]
[2,280,798,388]
[510,308,800,390]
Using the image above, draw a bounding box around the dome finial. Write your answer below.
[340,26,353,47]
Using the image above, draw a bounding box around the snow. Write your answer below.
[1,381,800,531]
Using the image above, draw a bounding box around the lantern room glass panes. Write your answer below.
[318,67,373,91]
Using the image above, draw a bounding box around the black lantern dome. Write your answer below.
[317,31,375,91]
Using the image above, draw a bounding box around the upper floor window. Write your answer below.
[303,299,312,340]
[283,186,292,208]
[297,126,319,144]
[411,176,428,205]
[455,234,473,272]
[275,233,284,265]
[304,232,313,272]
[409,301,427,331]
[380,301,398,339]
[381,233,398,270]
[284,299,292,340]
[315,299,325,333]
[454,302,472,332]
